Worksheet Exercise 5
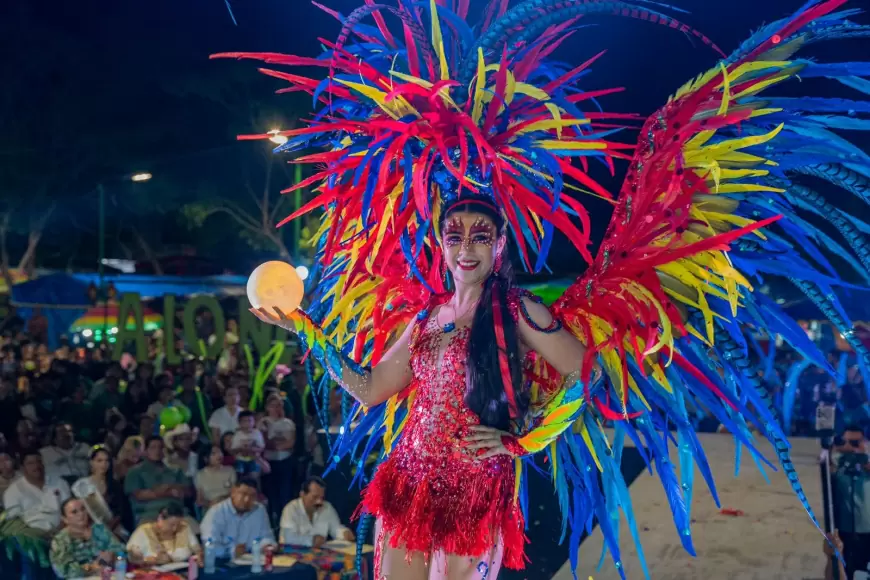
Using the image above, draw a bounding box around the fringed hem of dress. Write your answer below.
[359,453,528,570]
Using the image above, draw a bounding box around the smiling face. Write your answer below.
[442,211,504,287]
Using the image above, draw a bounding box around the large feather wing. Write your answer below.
[548,1,870,576]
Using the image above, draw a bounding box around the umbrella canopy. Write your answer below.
[69,304,162,335]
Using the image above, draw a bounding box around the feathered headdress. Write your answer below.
[214,0,722,360]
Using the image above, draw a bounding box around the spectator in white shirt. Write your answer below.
[3,450,71,531]
[40,423,90,482]
[279,476,354,547]
[200,477,275,558]
[259,394,296,521]
[209,386,242,441]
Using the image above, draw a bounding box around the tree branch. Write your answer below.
[131,227,164,275]
[17,203,56,274]
[196,203,263,235]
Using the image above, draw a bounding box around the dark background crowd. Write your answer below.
[0,304,356,578]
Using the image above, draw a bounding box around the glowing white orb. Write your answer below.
[246,261,304,315]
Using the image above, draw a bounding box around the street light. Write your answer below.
[97,172,153,343]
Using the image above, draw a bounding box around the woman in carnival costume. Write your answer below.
[225,0,870,577]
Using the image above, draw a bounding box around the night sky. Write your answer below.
[2,0,867,277]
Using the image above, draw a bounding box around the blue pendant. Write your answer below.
[442,321,456,333]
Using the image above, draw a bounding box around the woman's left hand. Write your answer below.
[464,426,516,460]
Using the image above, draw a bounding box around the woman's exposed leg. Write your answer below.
[375,518,430,580]
[429,538,504,580]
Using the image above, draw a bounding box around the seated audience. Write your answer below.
[57,382,97,442]
[72,446,128,539]
[195,444,236,508]
[127,504,201,566]
[13,418,39,458]
[219,432,236,466]
[114,435,143,482]
[104,412,131,455]
[164,424,198,479]
[200,477,275,557]
[209,385,242,441]
[40,422,91,483]
[124,436,191,524]
[124,377,151,418]
[147,384,176,419]
[50,498,123,579]
[280,476,354,547]
[3,451,71,532]
[138,414,157,439]
[260,393,296,520]
[231,410,267,476]
[0,451,18,506]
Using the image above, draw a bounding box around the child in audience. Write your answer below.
[230,411,269,477]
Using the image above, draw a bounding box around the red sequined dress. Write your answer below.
[360,296,526,569]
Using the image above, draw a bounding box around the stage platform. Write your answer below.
[552,432,827,580]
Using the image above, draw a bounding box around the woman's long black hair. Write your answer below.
[439,196,528,431]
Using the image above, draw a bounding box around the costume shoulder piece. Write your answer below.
[216,1,870,577]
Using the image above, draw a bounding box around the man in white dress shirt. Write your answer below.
[3,451,71,531]
[200,477,276,558]
[279,476,354,547]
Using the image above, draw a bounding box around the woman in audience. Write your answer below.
[127,504,201,566]
[195,444,236,508]
[114,435,143,482]
[50,498,123,579]
[103,413,130,455]
[259,393,296,519]
[72,446,128,539]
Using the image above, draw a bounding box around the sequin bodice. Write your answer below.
[398,316,480,463]
[394,299,539,472]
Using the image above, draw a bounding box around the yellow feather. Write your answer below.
[334,79,404,119]
[429,0,449,81]
[697,289,715,344]
[472,49,487,124]
[579,421,603,472]
[712,183,785,194]
[717,62,731,117]
[383,396,398,453]
[513,118,589,135]
[535,140,607,150]
[389,70,431,88]
[625,283,673,358]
